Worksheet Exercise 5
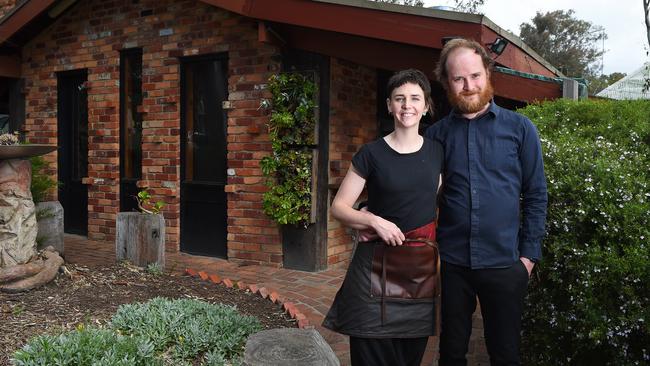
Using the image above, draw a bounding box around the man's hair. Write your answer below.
[386,69,434,115]
[435,38,494,90]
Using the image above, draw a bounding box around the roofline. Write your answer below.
[0,0,57,45]
[313,0,563,77]
[1,0,562,78]
[478,17,563,77]
[596,61,650,98]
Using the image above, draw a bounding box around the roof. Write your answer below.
[204,0,562,78]
[596,62,650,100]
[314,0,563,76]
[0,0,565,102]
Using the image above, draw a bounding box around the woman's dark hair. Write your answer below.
[386,69,434,115]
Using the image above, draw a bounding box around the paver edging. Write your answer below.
[184,268,312,329]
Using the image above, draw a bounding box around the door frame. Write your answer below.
[119,48,143,212]
[178,52,229,257]
[56,68,89,236]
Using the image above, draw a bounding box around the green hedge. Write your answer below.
[518,99,650,365]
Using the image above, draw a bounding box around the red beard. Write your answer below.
[448,82,494,114]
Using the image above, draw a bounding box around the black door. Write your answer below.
[180,55,228,258]
[57,70,88,235]
[119,49,143,212]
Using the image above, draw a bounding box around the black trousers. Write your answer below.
[350,336,429,366]
[438,261,529,366]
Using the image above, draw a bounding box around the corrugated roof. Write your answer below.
[596,62,650,100]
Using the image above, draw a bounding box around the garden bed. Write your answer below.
[0,262,295,365]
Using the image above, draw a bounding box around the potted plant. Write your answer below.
[115,188,165,268]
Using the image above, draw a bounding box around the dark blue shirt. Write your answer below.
[424,102,547,269]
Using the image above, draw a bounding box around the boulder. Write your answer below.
[244,328,339,366]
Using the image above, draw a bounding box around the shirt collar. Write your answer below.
[449,100,500,121]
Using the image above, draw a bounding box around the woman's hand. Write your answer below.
[370,215,405,246]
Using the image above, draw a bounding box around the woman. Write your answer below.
[323,69,444,366]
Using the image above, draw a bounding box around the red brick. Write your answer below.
[222,278,234,288]
[208,274,221,284]
[297,318,311,329]
[185,268,198,277]
[269,291,281,304]
[258,287,269,299]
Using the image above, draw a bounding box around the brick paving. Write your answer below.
[63,234,488,366]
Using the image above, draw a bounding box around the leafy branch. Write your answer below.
[136,189,165,215]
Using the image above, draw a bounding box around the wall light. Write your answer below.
[487,37,509,56]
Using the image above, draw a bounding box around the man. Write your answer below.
[424,38,548,365]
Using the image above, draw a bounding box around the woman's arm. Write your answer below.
[331,166,405,246]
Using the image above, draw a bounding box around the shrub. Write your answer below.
[12,326,158,366]
[518,99,650,365]
[30,155,57,203]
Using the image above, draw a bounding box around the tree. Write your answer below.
[586,72,626,95]
[371,0,424,6]
[453,0,485,14]
[519,10,606,78]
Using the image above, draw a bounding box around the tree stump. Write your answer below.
[244,328,339,366]
[0,159,37,267]
[116,212,165,267]
[36,201,65,255]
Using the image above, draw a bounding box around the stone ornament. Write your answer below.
[0,142,59,292]
[0,159,37,267]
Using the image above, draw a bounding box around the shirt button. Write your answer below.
[472,190,477,194]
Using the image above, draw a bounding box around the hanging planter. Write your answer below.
[260,72,317,228]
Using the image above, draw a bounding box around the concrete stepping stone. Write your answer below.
[244,328,339,366]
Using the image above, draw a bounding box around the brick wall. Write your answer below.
[326,58,377,268]
[0,0,17,19]
[21,0,280,262]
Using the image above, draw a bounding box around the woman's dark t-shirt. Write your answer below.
[352,137,443,232]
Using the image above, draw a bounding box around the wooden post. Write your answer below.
[115,212,165,267]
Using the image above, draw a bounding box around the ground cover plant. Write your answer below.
[0,263,294,365]
[13,298,261,365]
[519,99,650,365]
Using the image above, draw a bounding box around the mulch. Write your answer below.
[0,262,295,365]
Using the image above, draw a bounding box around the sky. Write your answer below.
[423,0,649,75]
